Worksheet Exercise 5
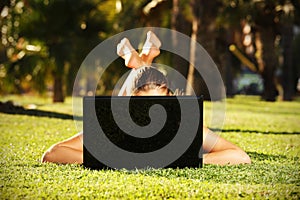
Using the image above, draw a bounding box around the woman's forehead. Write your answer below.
[135,88,168,96]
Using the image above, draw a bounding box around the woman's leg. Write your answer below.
[139,31,161,65]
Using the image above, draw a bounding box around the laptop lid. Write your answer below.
[83,96,203,170]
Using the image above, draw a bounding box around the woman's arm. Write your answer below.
[202,127,251,165]
[41,132,83,164]
[41,128,251,165]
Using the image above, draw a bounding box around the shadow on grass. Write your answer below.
[246,151,298,162]
[211,128,300,135]
[0,101,82,120]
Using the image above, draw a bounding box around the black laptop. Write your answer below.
[83,96,203,170]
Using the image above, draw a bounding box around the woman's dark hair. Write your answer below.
[130,66,169,95]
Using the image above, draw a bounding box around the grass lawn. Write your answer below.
[0,95,299,199]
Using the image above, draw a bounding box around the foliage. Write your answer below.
[217,0,300,101]
[1,0,111,101]
[0,0,49,94]
[1,0,300,101]
[0,95,299,199]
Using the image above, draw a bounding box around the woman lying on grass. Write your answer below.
[42,32,251,166]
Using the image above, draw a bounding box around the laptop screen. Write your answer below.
[83,96,203,170]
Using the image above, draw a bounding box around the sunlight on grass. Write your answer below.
[0,95,299,199]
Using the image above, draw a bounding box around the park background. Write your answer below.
[1,0,300,101]
[0,0,300,199]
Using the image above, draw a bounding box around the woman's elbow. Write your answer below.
[41,144,83,164]
[41,143,67,164]
[41,145,59,163]
[238,150,251,164]
[41,151,51,163]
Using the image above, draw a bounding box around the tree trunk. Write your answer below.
[66,62,77,96]
[195,0,223,100]
[53,74,64,102]
[257,28,278,101]
[220,28,236,97]
[186,16,198,95]
[281,23,294,101]
[224,49,234,97]
[52,58,65,103]
[170,0,190,92]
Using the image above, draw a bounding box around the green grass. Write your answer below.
[0,95,299,199]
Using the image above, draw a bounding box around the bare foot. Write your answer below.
[140,31,161,65]
[117,38,145,68]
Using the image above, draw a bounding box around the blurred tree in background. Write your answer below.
[1,0,110,102]
[1,0,299,102]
